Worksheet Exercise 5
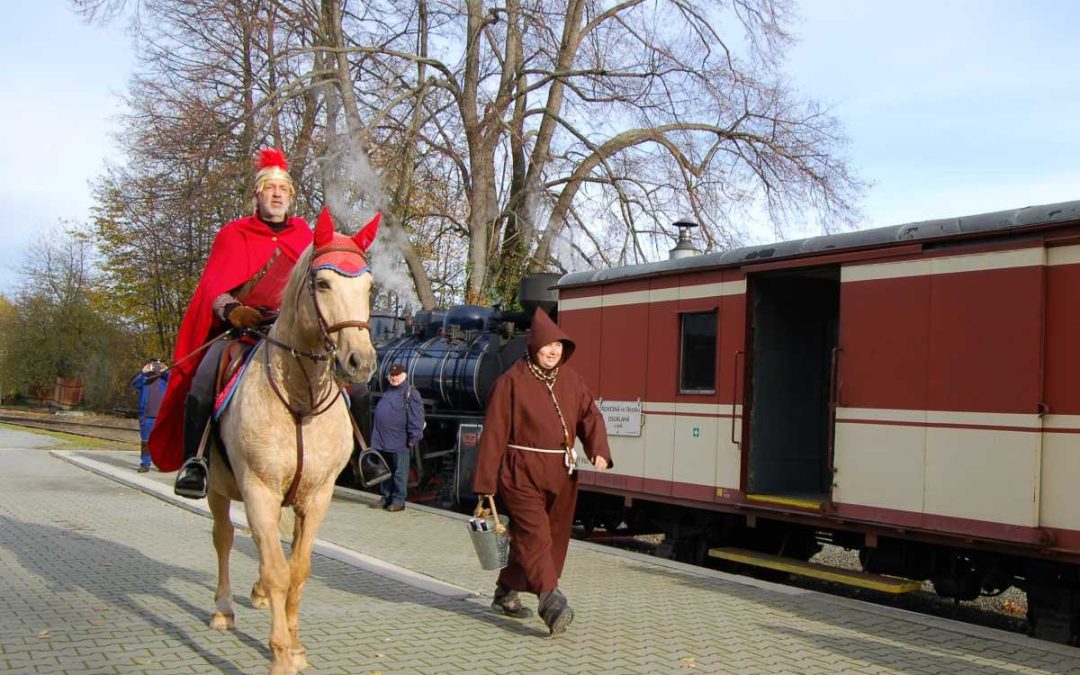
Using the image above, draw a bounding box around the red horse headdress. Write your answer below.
[311,206,380,276]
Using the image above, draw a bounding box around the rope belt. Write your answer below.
[508,443,578,475]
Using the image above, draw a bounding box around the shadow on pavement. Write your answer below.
[0,515,269,673]
[626,563,1076,674]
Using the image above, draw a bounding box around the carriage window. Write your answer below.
[680,311,717,394]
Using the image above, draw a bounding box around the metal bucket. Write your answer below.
[467,515,510,570]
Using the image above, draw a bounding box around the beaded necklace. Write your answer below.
[525,355,573,453]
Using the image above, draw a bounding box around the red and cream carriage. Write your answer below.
[558,199,1080,642]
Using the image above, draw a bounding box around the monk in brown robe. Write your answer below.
[473,308,613,635]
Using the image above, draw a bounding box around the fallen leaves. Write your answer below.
[1001,598,1027,616]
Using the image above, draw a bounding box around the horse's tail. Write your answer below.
[278,506,297,543]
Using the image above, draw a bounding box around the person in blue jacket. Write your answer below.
[370,363,425,511]
[130,359,169,473]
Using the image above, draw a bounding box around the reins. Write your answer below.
[157,329,233,377]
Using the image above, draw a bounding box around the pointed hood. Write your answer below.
[527,308,575,365]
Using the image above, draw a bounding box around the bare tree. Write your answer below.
[78,0,334,350]
[312,0,863,303]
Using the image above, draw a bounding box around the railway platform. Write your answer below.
[1,429,1079,674]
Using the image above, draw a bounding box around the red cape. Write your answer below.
[149,215,312,471]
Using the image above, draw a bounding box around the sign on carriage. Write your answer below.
[598,399,643,436]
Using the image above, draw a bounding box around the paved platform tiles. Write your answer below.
[0,429,1076,673]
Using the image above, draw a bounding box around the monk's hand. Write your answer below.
[592,456,610,470]
[226,304,263,329]
[473,495,493,519]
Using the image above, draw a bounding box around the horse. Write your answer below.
[204,206,379,674]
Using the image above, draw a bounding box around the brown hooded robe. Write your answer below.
[473,308,613,594]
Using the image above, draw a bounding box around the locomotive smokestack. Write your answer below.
[669,220,700,260]
[519,273,561,318]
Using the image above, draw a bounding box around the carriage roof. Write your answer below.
[557,198,1080,289]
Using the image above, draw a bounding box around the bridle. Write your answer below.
[307,244,373,351]
[258,246,372,506]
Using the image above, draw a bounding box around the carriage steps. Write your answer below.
[708,547,922,594]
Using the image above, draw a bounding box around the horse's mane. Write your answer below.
[276,244,317,334]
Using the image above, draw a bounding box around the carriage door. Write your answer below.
[744,267,840,506]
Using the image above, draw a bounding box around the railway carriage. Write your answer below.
[558,199,1080,643]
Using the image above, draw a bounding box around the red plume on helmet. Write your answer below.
[258,148,289,171]
[253,147,294,194]
[311,207,381,276]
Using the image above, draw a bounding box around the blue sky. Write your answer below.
[785,0,1080,233]
[2,1,1078,293]
[2,3,133,293]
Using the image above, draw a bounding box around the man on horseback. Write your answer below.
[148,148,313,498]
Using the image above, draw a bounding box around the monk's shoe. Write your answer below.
[491,590,534,619]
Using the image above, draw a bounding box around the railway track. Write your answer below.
[4,408,1035,643]
[0,410,140,446]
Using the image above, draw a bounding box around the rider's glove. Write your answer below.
[225,304,263,329]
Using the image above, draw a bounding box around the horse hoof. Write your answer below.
[268,656,304,675]
[209,612,235,630]
[291,647,310,672]
[251,585,270,610]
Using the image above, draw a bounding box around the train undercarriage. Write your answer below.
[574,489,1080,646]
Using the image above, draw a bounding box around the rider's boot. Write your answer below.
[174,394,212,499]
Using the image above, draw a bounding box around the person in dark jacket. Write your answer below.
[472,308,613,635]
[130,359,169,473]
[370,363,425,511]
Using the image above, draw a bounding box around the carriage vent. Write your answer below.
[669,220,700,260]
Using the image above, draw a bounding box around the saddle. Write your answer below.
[216,338,254,396]
[212,335,259,420]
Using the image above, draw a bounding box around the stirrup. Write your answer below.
[174,457,209,499]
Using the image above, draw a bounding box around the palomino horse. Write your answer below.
[206,207,379,674]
